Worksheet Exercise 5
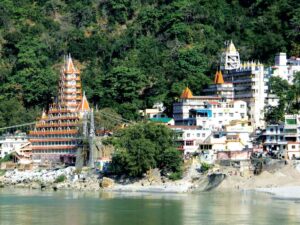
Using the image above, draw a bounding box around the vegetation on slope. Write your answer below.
[0,0,299,125]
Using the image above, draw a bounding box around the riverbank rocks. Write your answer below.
[30,182,40,189]
[100,177,114,188]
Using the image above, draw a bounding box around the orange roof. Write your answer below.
[214,70,224,84]
[64,55,80,74]
[180,87,193,99]
[77,93,90,111]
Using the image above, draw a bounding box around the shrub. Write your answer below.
[201,162,213,173]
[54,175,66,183]
[168,171,182,181]
[0,154,13,163]
[0,170,5,176]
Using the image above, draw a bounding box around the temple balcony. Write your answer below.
[32,145,77,150]
[36,123,78,128]
[45,116,79,121]
[47,109,72,113]
[63,90,82,94]
[63,77,80,81]
[29,138,78,142]
[29,129,79,135]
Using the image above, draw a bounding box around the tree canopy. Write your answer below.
[0,0,300,125]
[105,122,183,178]
[266,73,300,123]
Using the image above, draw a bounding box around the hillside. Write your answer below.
[0,0,299,126]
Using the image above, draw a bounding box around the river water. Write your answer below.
[0,189,300,225]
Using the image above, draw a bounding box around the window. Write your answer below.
[202,133,205,137]
[292,145,296,149]
[241,113,245,118]
[229,113,234,117]
[197,133,200,137]
[218,113,223,116]
[185,141,193,146]
[187,133,190,137]
[240,104,245,108]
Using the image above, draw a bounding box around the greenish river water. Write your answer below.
[0,189,300,225]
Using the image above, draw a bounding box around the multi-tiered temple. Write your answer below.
[29,55,90,164]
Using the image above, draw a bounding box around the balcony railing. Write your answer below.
[36,123,78,128]
[32,145,76,150]
[29,130,78,135]
[29,138,78,142]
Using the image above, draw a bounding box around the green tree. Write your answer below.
[106,122,183,178]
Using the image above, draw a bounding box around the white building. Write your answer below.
[170,125,211,155]
[263,124,286,153]
[173,87,248,131]
[272,53,300,83]
[263,115,300,159]
[221,41,268,128]
[265,94,280,107]
[189,100,248,130]
[0,132,28,159]
[140,102,167,119]
[199,131,253,163]
[173,87,221,126]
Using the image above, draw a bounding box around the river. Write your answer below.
[0,189,300,225]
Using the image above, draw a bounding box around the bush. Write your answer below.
[0,170,6,176]
[0,154,13,163]
[168,171,182,181]
[201,162,213,173]
[54,175,66,183]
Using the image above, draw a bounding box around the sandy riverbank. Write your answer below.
[216,163,300,190]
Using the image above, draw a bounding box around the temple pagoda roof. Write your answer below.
[180,87,193,99]
[214,70,224,84]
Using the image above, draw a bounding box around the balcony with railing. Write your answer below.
[32,145,76,150]
[29,129,79,135]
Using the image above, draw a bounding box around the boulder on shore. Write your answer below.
[100,177,114,188]
[30,182,40,189]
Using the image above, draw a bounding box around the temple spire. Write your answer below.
[214,70,224,84]
[64,54,80,74]
[180,87,193,99]
[221,40,240,70]
[78,92,90,112]
[226,40,237,53]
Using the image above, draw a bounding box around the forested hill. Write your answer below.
[0,0,299,126]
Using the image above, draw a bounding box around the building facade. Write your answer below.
[170,125,211,155]
[272,53,300,83]
[29,55,91,164]
[263,115,300,159]
[173,87,248,130]
[263,124,286,153]
[0,132,28,159]
[220,41,268,128]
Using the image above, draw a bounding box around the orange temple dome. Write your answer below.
[214,70,224,84]
[180,87,193,99]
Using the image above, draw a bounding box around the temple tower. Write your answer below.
[220,40,240,70]
[29,55,91,165]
